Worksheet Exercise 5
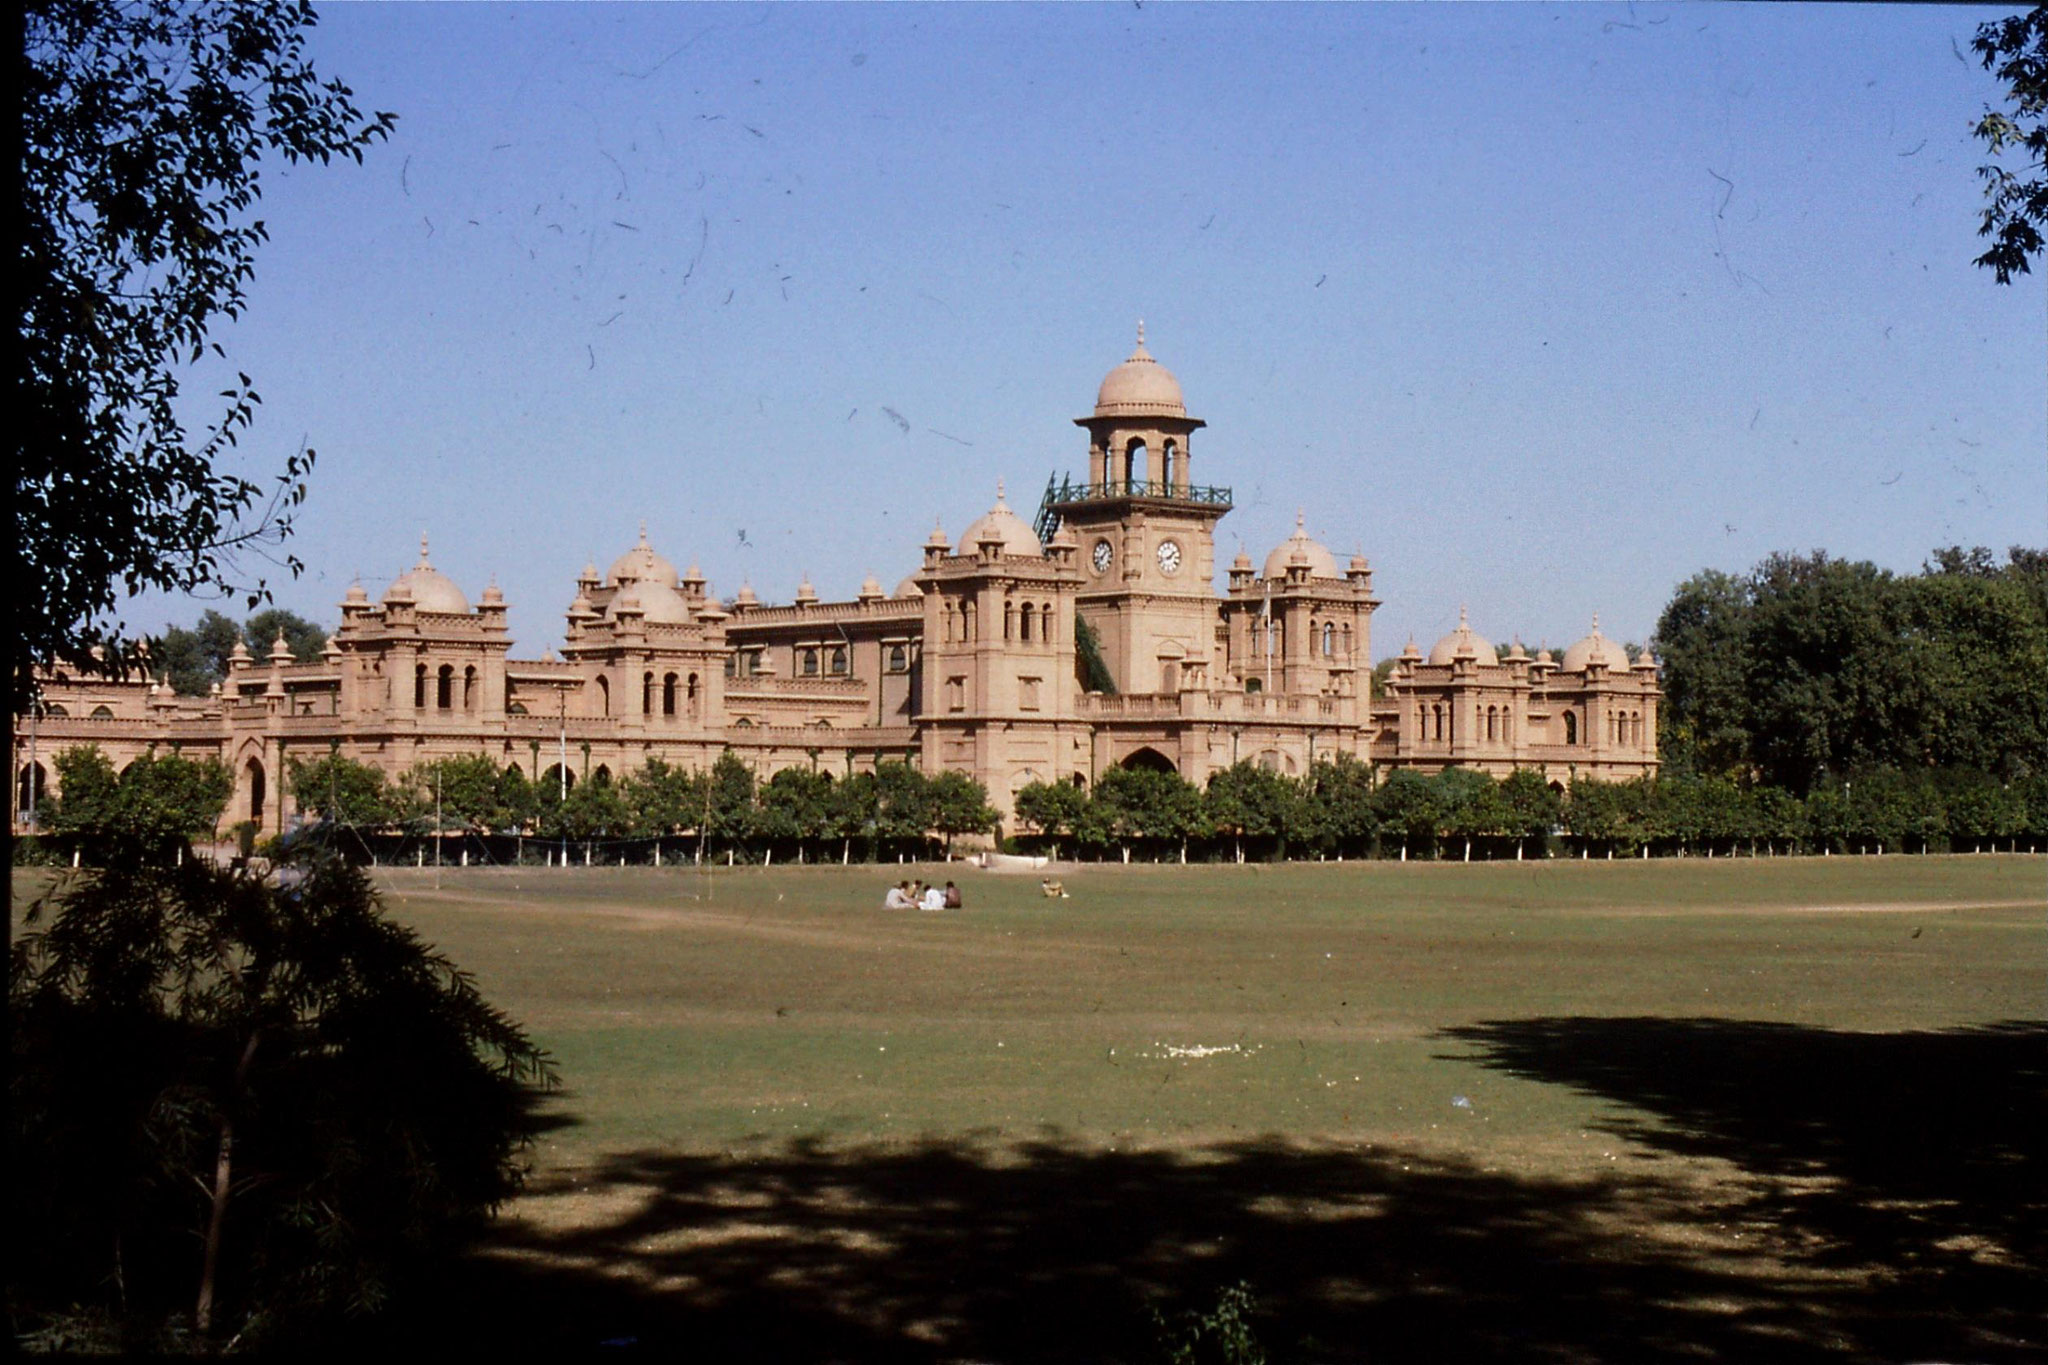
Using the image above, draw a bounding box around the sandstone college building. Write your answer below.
[13,333,1661,835]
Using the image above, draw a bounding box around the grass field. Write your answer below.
[18,856,2044,1360]
[354,855,2045,1363]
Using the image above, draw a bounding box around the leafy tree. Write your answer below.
[1651,569,1753,779]
[702,751,758,856]
[1081,767,1203,860]
[1304,753,1379,857]
[10,857,552,1349]
[153,610,243,696]
[755,766,837,854]
[869,760,940,857]
[1203,761,1302,862]
[927,770,998,856]
[623,756,707,837]
[1372,769,1442,858]
[1434,767,1507,861]
[1972,5,2048,283]
[244,608,329,663]
[404,755,512,832]
[1496,769,1561,857]
[19,0,395,709]
[48,744,232,863]
[1012,779,1088,858]
[287,751,398,828]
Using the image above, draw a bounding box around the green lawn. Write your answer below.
[356,856,2043,1362]
[19,856,2044,1360]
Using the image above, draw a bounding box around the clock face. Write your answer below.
[1156,539,1183,574]
[1092,540,1114,574]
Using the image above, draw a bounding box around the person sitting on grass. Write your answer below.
[920,882,946,911]
[884,882,915,909]
[943,881,962,909]
[1040,878,1068,899]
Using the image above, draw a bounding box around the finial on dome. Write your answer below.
[1296,509,1306,531]
[638,519,649,544]
[418,532,431,566]
[1458,604,1469,628]
[1591,612,1601,633]
[1136,319,1145,347]
[996,477,1007,504]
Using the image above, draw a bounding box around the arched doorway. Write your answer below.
[17,762,48,823]
[1119,746,1177,774]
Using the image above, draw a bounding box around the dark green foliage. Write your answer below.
[18,0,395,710]
[153,610,243,696]
[1074,616,1118,694]
[1203,762,1305,860]
[243,608,329,663]
[1303,754,1379,856]
[755,766,838,851]
[927,771,999,853]
[9,857,552,1348]
[1080,767,1205,856]
[1654,547,2048,792]
[1972,5,2048,283]
[48,744,232,862]
[1013,779,1089,856]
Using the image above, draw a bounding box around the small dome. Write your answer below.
[609,579,692,625]
[384,536,470,614]
[1400,637,1422,660]
[960,482,1043,558]
[734,583,758,607]
[859,573,884,601]
[795,575,817,604]
[1093,322,1186,417]
[1562,615,1633,673]
[1427,607,1498,667]
[1261,511,1340,580]
[568,590,595,617]
[1232,549,1254,572]
[894,574,925,598]
[607,525,679,589]
[343,582,369,604]
[1535,648,1555,665]
[481,579,505,607]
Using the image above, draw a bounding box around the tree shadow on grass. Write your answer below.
[1441,1016,2047,1362]
[390,1045,2040,1365]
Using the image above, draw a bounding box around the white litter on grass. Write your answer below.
[1144,1042,1261,1060]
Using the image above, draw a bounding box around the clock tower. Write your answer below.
[1048,326,1233,695]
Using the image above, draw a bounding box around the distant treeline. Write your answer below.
[23,746,2043,869]
[1654,546,2046,791]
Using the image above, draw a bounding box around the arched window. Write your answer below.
[829,646,848,676]
[246,758,266,826]
[42,703,68,717]
[801,648,819,677]
[963,602,976,641]
[733,717,755,728]
[1019,603,1034,642]
[1563,711,1578,745]
[542,763,574,792]
[1487,706,1498,741]
[90,705,114,718]
[1323,622,1336,657]
[17,762,48,816]
[1161,661,1178,693]
[687,673,700,701]
[1042,602,1055,643]
[595,675,610,716]
[464,666,477,709]
[437,664,454,709]
[1432,704,1444,741]
[887,645,908,673]
[507,701,528,716]
[1342,624,1353,657]
[663,673,678,716]
[415,664,427,709]
[1245,677,1263,694]
[1162,439,1179,489]
[1124,439,1147,490]
[593,764,612,787]
[643,672,655,715]
[1004,600,1015,641]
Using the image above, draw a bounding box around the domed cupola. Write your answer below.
[1562,615,1633,674]
[1092,321,1187,418]
[1262,512,1340,581]
[1427,606,1499,667]
[383,535,470,615]
[960,481,1044,558]
[607,524,679,589]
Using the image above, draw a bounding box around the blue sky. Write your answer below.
[149,1,2044,659]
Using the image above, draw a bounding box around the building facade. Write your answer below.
[12,334,1660,835]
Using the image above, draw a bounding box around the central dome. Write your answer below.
[1261,512,1340,581]
[383,535,470,615]
[1093,322,1186,418]
[607,525,679,589]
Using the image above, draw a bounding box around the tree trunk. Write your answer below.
[196,1031,261,1337]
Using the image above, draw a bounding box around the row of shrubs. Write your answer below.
[23,744,2047,867]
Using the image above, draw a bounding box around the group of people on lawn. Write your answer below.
[884,879,961,911]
